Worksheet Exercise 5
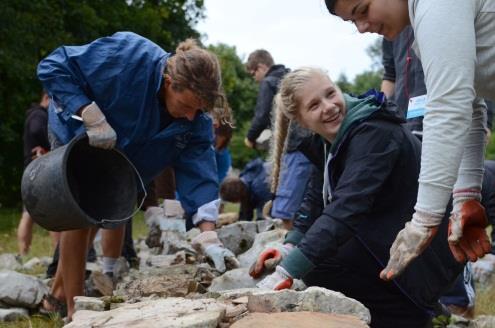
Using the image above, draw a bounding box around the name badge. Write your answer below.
[407,95,427,119]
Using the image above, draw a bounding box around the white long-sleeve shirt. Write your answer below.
[409,0,495,216]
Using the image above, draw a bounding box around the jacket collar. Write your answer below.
[329,90,386,154]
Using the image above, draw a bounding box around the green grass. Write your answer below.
[0,208,55,259]
[486,131,495,160]
[0,315,64,328]
[0,208,148,260]
[223,201,240,214]
[132,211,147,241]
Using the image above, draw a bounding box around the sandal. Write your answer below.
[39,293,67,318]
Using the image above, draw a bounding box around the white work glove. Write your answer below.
[191,231,239,273]
[81,102,117,149]
[249,243,294,278]
[256,265,293,290]
[472,254,495,284]
[380,214,439,281]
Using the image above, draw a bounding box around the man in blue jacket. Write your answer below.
[37,32,236,319]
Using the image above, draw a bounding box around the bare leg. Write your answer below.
[101,224,125,258]
[57,228,91,319]
[49,256,65,304]
[49,231,61,250]
[17,211,34,255]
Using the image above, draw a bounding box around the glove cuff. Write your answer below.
[278,243,294,258]
[411,207,443,227]
[453,188,482,200]
[81,102,106,126]
[280,247,315,279]
[275,265,292,279]
[284,230,304,246]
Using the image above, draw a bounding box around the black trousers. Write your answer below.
[302,258,432,328]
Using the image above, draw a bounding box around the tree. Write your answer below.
[335,38,383,96]
[0,0,205,207]
[207,43,259,169]
[366,38,383,71]
[207,44,258,125]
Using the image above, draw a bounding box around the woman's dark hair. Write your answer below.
[219,176,248,203]
[215,121,233,151]
[325,0,337,14]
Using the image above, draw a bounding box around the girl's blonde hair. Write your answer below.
[166,39,232,125]
[264,67,329,217]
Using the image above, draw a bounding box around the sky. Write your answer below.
[196,0,380,80]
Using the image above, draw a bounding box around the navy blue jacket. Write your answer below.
[290,106,463,312]
[23,104,50,168]
[246,65,288,143]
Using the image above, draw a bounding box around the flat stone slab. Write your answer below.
[231,311,368,328]
[217,221,258,255]
[0,254,22,271]
[74,296,105,312]
[115,264,214,298]
[22,256,52,270]
[208,268,261,292]
[248,286,371,324]
[66,297,227,328]
[0,271,48,308]
[145,252,186,268]
[238,229,286,268]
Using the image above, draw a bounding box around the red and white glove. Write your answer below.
[256,265,293,290]
[249,243,294,279]
[448,198,491,262]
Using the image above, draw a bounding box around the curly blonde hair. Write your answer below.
[166,39,232,125]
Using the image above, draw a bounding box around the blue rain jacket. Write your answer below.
[37,32,219,217]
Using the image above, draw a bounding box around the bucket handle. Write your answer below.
[99,148,147,225]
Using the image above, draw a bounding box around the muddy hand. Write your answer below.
[380,221,438,281]
[448,199,490,262]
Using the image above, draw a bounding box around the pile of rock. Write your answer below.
[67,287,371,327]
[3,199,495,327]
[61,200,372,327]
[0,270,48,321]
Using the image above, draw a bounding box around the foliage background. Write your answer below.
[0,0,204,207]
[5,1,488,208]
